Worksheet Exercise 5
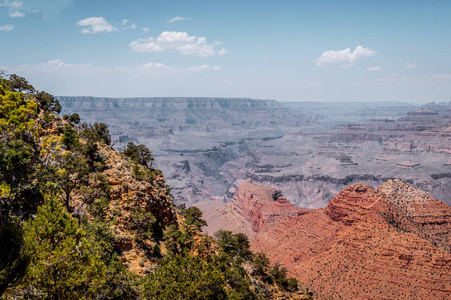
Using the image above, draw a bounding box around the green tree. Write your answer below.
[7,74,36,94]
[252,252,271,280]
[122,142,154,168]
[63,113,80,124]
[128,207,157,242]
[269,264,299,292]
[35,91,62,114]
[143,255,227,300]
[163,224,190,256]
[54,151,89,208]
[21,197,106,299]
[80,122,111,146]
[184,206,207,230]
[0,86,42,226]
[214,230,253,261]
[0,218,28,295]
[61,124,79,150]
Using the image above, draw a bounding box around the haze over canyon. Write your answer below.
[58,97,451,209]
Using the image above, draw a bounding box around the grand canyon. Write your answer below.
[58,96,451,299]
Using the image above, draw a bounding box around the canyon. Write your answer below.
[57,96,451,298]
[205,179,451,299]
[58,97,451,208]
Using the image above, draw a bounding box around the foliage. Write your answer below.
[20,197,106,299]
[0,85,42,226]
[214,230,253,261]
[269,264,299,292]
[35,91,62,114]
[252,253,299,292]
[184,206,207,230]
[128,207,157,242]
[80,122,111,146]
[82,221,140,299]
[252,252,271,279]
[61,124,79,150]
[163,224,191,256]
[122,142,154,168]
[54,151,89,207]
[87,196,110,222]
[142,255,227,300]
[7,74,36,94]
[0,218,28,295]
[63,113,80,124]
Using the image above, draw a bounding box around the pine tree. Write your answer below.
[21,197,106,299]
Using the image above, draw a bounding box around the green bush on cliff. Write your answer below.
[143,255,228,300]
[20,197,106,299]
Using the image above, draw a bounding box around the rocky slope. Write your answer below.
[209,179,451,299]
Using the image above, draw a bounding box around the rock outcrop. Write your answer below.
[222,179,451,299]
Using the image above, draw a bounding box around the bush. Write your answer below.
[80,122,111,146]
[122,142,154,168]
[35,91,61,113]
[61,124,79,150]
[214,230,253,261]
[128,208,157,242]
[21,197,106,299]
[143,255,227,300]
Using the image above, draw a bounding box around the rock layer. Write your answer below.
[224,180,451,299]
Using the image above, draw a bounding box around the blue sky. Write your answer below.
[1,0,450,102]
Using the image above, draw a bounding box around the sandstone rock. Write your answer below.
[225,180,451,299]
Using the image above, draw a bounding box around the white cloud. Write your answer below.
[122,21,138,31]
[14,59,103,75]
[10,1,22,8]
[218,48,227,56]
[367,66,381,71]
[315,45,376,66]
[1,1,24,17]
[168,16,188,23]
[9,10,24,17]
[129,31,226,57]
[187,65,210,72]
[0,0,22,8]
[0,24,14,31]
[141,27,149,33]
[420,73,451,82]
[18,59,82,70]
[404,62,418,69]
[77,17,118,34]
[187,65,221,72]
[139,62,173,70]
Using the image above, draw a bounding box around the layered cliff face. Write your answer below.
[237,107,451,208]
[58,96,451,209]
[219,179,451,299]
[58,96,312,206]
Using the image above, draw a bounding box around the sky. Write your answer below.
[1,0,451,103]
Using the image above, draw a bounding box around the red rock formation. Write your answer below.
[230,180,451,299]
[232,179,306,233]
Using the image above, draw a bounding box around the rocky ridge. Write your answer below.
[210,179,451,299]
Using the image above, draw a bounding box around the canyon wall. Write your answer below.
[213,179,451,299]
